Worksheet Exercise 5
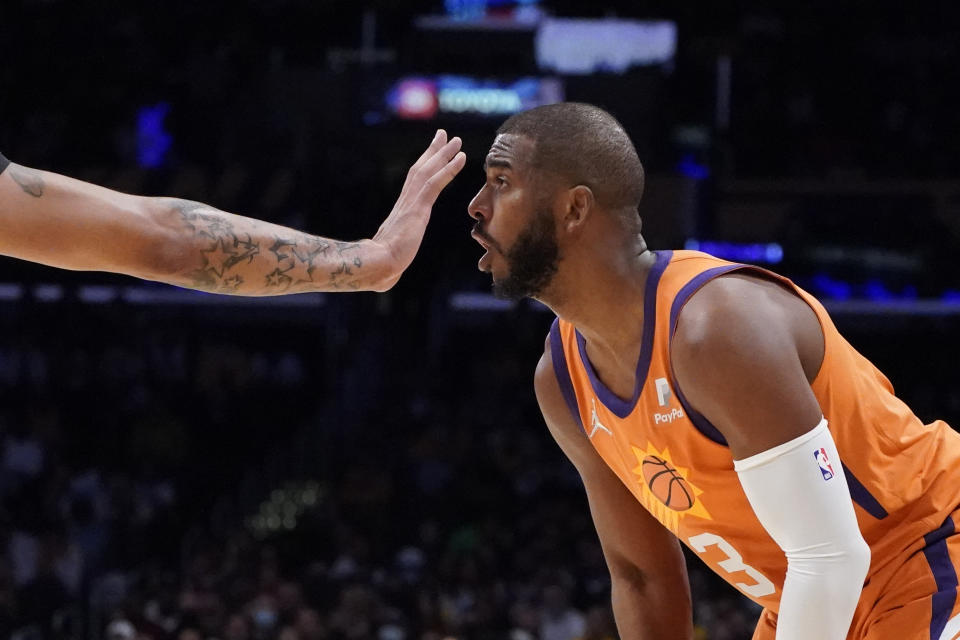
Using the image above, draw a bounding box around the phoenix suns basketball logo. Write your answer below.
[631,443,711,534]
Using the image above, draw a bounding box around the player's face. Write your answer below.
[468,134,561,301]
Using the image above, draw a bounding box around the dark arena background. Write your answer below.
[2,1,960,639]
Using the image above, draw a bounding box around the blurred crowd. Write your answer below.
[0,300,789,640]
[0,305,318,640]
[0,299,956,640]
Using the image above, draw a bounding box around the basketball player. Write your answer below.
[0,131,465,293]
[468,103,960,639]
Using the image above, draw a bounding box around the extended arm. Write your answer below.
[0,131,465,294]
[672,274,870,640]
[535,340,693,639]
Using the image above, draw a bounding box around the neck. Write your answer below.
[537,234,656,351]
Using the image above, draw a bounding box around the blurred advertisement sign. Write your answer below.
[387,75,562,119]
[536,19,677,74]
[442,0,542,23]
[388,78,440,119]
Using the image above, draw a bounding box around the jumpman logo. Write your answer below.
[588,398,612,439]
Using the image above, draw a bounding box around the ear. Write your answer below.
[562,185,595,233]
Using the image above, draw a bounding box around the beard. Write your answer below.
[491,208,560,301]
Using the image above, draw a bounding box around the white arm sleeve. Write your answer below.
[734,418,871,640]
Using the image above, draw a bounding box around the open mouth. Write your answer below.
[470,227,493,271]
[470,228,490,250]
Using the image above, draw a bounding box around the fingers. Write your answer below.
[397,130,465,209]
[404,129,449,189]
[416,129,448,166]
[419,151,467,204]
[417,135,463,181]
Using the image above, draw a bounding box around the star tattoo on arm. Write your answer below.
[224,234,260,269]
[328,243,364,290]
[201,239,238,278]
[158,198,373,294]
[269,237,296,264]
[265,267,293,288]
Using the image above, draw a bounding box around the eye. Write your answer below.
[495,175,508,188]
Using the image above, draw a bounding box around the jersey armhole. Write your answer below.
[665,265,746,446]
[549,318,586,436]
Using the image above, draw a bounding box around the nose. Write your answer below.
[468,184,490,222]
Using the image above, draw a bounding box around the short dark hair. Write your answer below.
[497,102,645,211]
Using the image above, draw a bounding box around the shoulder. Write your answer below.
[670,272,825,457]
[672,271,819,358]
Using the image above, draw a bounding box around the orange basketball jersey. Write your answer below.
[549,250,960,633]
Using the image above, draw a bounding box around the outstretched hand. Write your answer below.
[0,132,464,295]
[367,130,466,291]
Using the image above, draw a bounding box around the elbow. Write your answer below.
[609,562,650,609]
[137,197,193,280]
[850,536,872,581]
[610,563,693,634]
[611,562,648,593]
[786,534,871,586]
[835,533,871,582]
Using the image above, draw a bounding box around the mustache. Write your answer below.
[472,222,502,253]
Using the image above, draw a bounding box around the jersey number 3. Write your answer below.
[688,532,776,598]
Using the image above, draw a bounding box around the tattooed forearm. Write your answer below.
[158,198,370,294]
[328,242,364,290]
[172,199,238,240]
[167,199,259,292]
[8,165,44,197]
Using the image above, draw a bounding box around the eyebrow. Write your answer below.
[482,158,513,171]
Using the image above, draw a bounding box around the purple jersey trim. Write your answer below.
[573,250,672,419]
[668,264,747,338]
[667,264,745,446]
[671,381,728,445]
[841,464,889,520]
[549,318,585,435]
[923,514,957,640]
[0,153,9,176]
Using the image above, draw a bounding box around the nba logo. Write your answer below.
[655,378,672,407]
[814,447,835,481]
